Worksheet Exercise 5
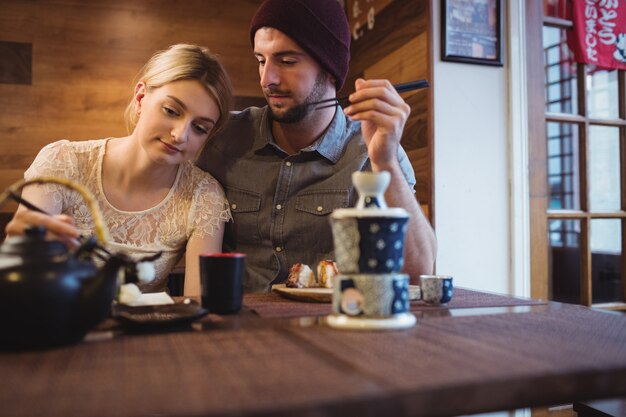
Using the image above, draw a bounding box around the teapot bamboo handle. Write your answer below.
[0,176,108,244]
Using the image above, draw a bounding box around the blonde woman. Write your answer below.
[6,44,233,296]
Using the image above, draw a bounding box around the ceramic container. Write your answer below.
[419,275,454,305]
[330,171,409,274]
[332,273,410,317]
[199,253,246,314]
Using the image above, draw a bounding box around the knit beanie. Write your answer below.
[250,0,351,90]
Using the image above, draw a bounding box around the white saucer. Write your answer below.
[326,312,416,330]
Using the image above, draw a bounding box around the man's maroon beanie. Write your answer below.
[249,0,351,90]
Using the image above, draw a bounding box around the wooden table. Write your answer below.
[1,288,625,417]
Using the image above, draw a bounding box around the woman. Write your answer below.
[6,44,233,296]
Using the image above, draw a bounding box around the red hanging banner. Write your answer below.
[569,0,626,70]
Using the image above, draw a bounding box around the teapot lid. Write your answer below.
[0,226,68,259]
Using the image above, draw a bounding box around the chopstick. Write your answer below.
[312,79,430,110]
[9,190,47,214]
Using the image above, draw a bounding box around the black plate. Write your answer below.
[112,300,208,328]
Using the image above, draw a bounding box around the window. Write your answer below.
[529,0,625,309]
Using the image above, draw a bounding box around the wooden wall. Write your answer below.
[0,0,264,214]
[345,0,433,220]
[0,0,432,222]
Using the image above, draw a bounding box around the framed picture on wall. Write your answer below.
[441,0,503,66]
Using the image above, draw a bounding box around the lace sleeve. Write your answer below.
[23,140,76,213]
[188,170,232,239]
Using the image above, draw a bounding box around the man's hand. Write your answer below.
[343,78,411,171]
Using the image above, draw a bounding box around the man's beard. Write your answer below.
[267,71,329,124]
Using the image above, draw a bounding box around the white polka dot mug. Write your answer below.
[330,215,409,274]
[332,273,410,317]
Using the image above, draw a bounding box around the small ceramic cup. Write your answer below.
[332,273,410,317]
[419,275,454,305]
[199,253,246,314]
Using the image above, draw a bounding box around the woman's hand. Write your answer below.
[5,210,80,248]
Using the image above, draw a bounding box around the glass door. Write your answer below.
[531,0,626,309]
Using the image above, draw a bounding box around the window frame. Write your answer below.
[527,1,626,309]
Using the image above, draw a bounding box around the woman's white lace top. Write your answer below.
[24,139,231,292]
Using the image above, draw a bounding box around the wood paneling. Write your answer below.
[347,0,428,82]
[364,34,429,85]
[0,0,264,209]
[0,41,32,84]
[345,0,394,41]
[345,0,432,219]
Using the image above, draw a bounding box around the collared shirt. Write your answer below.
[196,106,416,293]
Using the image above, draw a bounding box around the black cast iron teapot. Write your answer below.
[0,177,127,350]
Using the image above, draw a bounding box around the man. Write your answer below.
[196,0,436,292]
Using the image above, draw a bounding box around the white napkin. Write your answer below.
[118,283,175,306]
[126,292,175,306]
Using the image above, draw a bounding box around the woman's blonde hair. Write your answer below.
[124,44,233,136]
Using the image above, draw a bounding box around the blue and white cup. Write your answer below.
[332,274,410,317]
[419,275,454,305]
[330,212,409,274]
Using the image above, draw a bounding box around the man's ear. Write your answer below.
[328,74,337,90]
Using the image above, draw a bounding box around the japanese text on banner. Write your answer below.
[569,0,626,70]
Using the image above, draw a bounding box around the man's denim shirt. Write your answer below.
[196,106,416,293]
